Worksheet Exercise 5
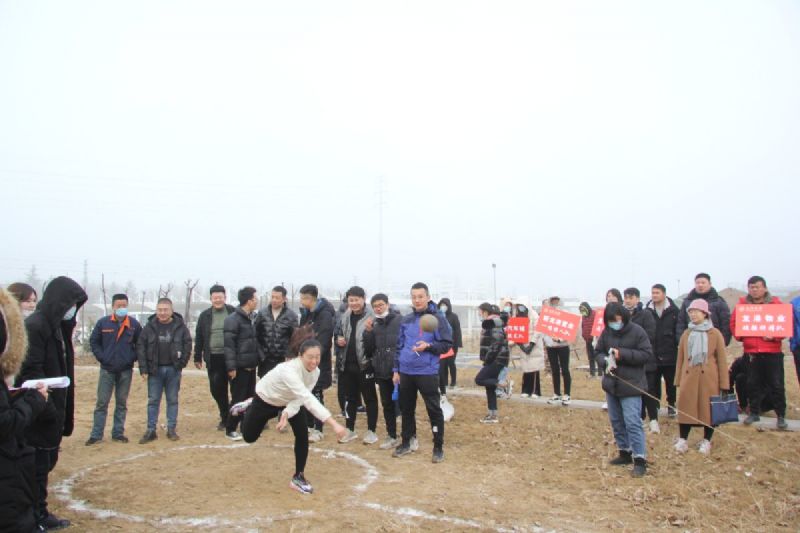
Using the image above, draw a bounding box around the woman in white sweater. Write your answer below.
[233,339,347,494]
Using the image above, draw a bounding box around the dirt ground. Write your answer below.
[49,349,800,532]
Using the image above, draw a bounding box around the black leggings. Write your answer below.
[242,395,310,475]
[475,362,504,411]
[376,378,398,439]
[340,368,378,432]
[679,423,714,441]
[546,346,571,396]
[585,339,597,376]
[226,368,256,433]
[522,372,541,396]
[654,365,677,409]
[439,349,458,393]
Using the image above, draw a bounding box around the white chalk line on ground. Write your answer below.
[54,443,537,532]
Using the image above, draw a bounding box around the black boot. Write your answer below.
[631,457,647,478]
[609,450,633,465]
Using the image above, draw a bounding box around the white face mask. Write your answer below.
[63,305,77,321]
[376,311,389,319]
[4,374,15,388]
[22,309,34,318]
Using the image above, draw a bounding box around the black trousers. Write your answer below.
[584,339,598,376]
[207,354,231,423]
[679,423,714,441]
[794,348,800,388]
[34,447,59,523]
[306,388,326,432]
[438,348,458,393]
[747,353,786,417]
[257,358,281,379]
[226,368,256,433]
[475,362,504,411]
[399,373,444,448]
[640,371,660,421]
[546,346,571,396]
[654,365,677,409]
[241,395,309,475]
[376,378,398,439]
[340,368,379,432]
[522,371,541,396]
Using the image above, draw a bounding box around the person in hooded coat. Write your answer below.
[513,304,545,398]
[475,303,509,424]
[17,276,87,530]
[0,287,49,533]
[437,298,462,392]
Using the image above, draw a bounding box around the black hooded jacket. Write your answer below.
[224,307,262,371]
[646,297,680,365]
[594,314,653,398]
[629,303,657,371]
[17,276,87,448]
[480,316,509,367]
[437,298,463,351]
[676,287,732,345]
[137,312,193,374]
[362,310,402,380]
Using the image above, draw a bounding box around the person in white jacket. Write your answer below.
[232,339,347,494]
[512,305,546,398]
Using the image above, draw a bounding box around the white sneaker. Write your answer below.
[531,394,540,399]
[601,402,608,410]
[507,380,514,398]
[649,420,661,434]
[674,438,689,454]
[697,439,712,455]
[379,437,400,450]
[229,398,253,417]
[362,430,379,445]
[521,393,531,399]
[307,429,323,443]
[338,430,358,444]
[547,395,561,404]
[480,414,499,424]
[225,431,243,441]
[561,395,571,406]
[410,436,419,452]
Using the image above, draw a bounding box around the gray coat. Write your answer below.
[338,307,374,372]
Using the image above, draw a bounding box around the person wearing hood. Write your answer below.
[514,304,545,398]
[298,284,336,442]
[594,303,653,478]
[222,287,261,440]
[137,297,192,444]
[363,293,403,450]
[86,293,142,446]
[544,296,572,406]
[0,287,49,532]
[732,276,789,430]
[475,303,510,423]
[578,302,597,377]
[623,288,659,433]
[391,282,453,463]
[17,275,87,530]
[646,284,680,418]
[673,299,729,455]
[7,283,38,319]
[676,273,731,345]
[437,298,462,392]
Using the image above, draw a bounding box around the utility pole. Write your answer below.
[492,263,497,303]
[377,176,386,289]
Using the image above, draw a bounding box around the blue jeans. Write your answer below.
[606,392,646,459]
[147,366,182,431]
[90,368,133,439]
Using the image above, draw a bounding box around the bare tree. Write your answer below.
[183,279,199,321]
[101,273,108,315]
[158,283,174,299]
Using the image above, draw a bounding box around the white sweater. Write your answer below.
[255,357,332,422]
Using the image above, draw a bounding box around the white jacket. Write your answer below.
[513,310,546,373]
[255,357,332,422]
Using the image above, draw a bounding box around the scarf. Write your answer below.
[687,320,712,366]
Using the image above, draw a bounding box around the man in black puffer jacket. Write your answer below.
[475,302,509,424]
[676,273,731,345]
[646,284,680,418]
[223,286,261,440]
[255,286,298,378]
[595,303,653,478]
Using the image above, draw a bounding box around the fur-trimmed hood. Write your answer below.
[0,287,28,379]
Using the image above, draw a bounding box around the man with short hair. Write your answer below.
[623,288,658,432]
[256,285,298,378]
[137,298,192,443]
[298,284,336,442]
[732,276,789,430]
[194,284,236,431]
[223,286,262,440]
[646,284,679,418]
[86,293,142,445]
[676,273,731,345]
[392,282,453,463]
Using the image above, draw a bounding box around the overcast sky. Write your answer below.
[1,1,798,302]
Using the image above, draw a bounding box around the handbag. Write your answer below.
[710,392,739,426]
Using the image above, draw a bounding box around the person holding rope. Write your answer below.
[595,303,653,478]
[673,299,729,455]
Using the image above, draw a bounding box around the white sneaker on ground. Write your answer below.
[362,430,379,445]
[531,394,540,399]
[561,395,571,406]
[226,431,243,441]
[410,436,419,452]
[307,429,323,443]
[649,420,661,434]
[480,414,499,424]
[229,398,253,417]
[697,439,712,455]
[674,438,689,454]
[601,402,608,410]
[379,437,400,450]
[338,430,358,444]
[547,395,561,405]
[521,393,531,398]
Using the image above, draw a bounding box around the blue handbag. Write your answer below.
[710,393,739,426]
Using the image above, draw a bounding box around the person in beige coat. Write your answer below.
[511,305,545,398]
[674,299,729,455]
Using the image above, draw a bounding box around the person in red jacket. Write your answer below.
[730,276,788,430]
[579,302,597,377]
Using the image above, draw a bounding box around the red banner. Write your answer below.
[734,304,793,337]
[534,306,581,342]
[591,307,605,337]
[505,317,530,343]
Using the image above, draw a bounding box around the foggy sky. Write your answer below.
[1,1,798,302]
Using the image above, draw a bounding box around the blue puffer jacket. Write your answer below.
[393,302,453,376]
[89,314,142,373]
[791,296,800,352]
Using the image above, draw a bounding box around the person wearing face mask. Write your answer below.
[7,282,38,319]
[544,297,572,406]
[594,303,653,478]
[85,293,142,446]
[578,302,597,377]
[622,288,658,433]
[437,298,462,392]
[16,275,87,530]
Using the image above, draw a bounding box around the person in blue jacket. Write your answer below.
[791,295,800,388]
[86,293,142,445]
[391,282,453,463]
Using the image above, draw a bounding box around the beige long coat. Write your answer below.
[675,326,730,426]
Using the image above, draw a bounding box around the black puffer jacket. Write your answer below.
[17,276,87,448]
[363,310,402,380]
[437,298,463,352]
[137,313,193,374]
[676,287,732,345]
[480,316,509,367]
[255,304,299,364]
[299,298,335,389]
[646,298,680,366]
[224,307,262,371]
[595,320,653,398]
[629,303,657,371]
[194,304,236,365]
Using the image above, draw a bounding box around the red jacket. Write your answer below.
[730,296,786,354]
[581,311,595,341]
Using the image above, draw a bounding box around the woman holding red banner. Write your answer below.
[475,303,509,423]
[513,304,544,398]
[544,296,573,406]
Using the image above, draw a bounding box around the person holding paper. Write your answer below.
[16,276,87,530]
[544,296,573,406]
